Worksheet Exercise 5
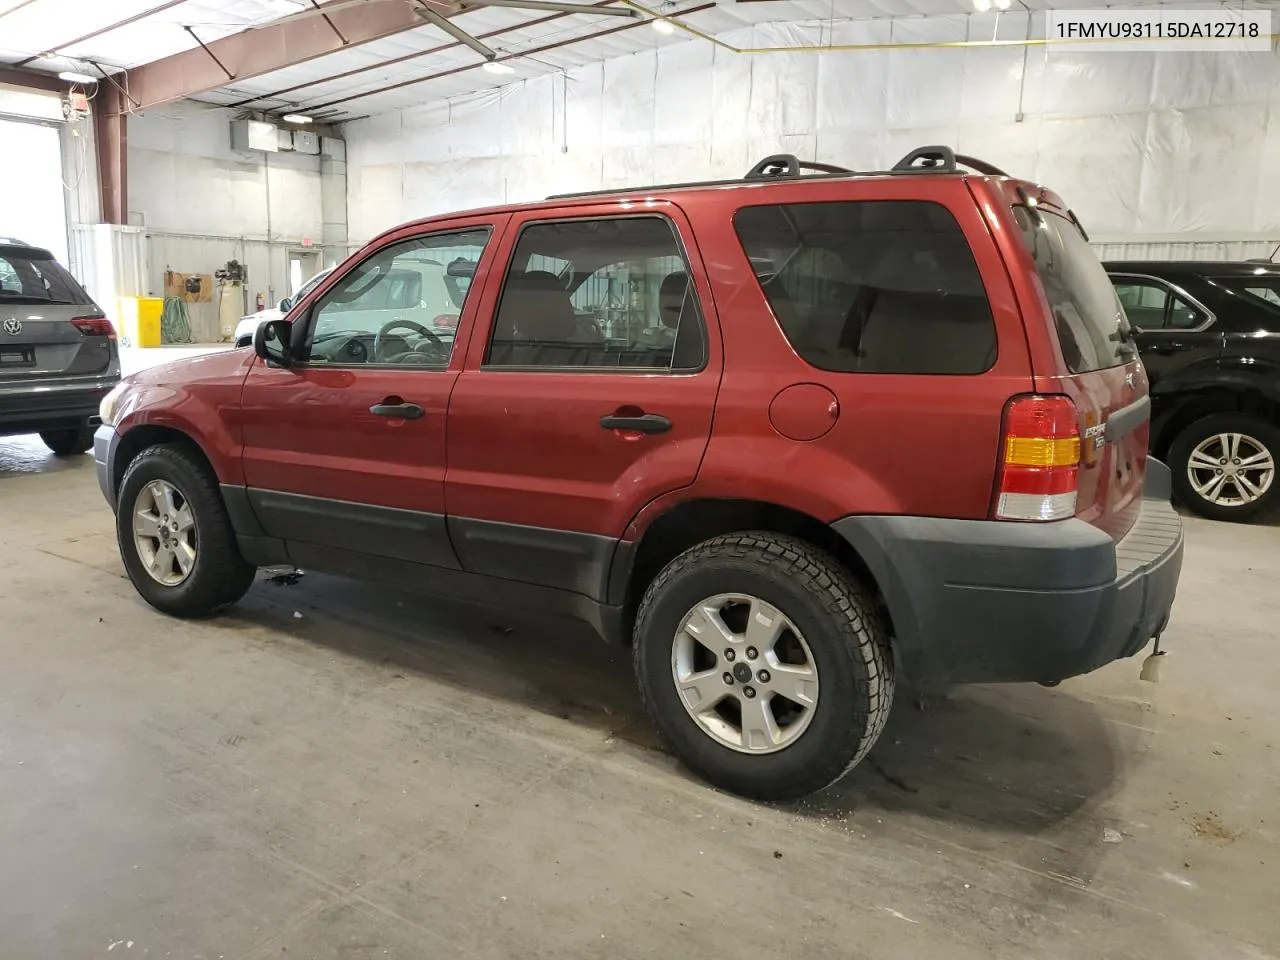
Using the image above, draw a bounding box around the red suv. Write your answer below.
[95,147,1184,800]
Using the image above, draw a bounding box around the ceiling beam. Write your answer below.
[15,0,188,67]
[0,65,65,93]
[301,1,713,114]
[112,0,455,114]
[225,2,614,109]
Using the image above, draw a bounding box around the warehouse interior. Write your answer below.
[2,0,1279,957]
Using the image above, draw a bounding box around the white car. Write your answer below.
[233,266,335,347]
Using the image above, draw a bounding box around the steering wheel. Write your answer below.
[374,318,442,361]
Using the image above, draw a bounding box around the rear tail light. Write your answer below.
[995,394,1081,522]
[71,315,116,340]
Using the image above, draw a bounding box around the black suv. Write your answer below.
[1105,261,1280,521]
[1,239,120,454]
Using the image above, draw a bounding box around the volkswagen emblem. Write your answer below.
[2,318,21,336]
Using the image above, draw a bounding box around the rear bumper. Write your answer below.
[0,376,117,436]
[832,459,1184,684]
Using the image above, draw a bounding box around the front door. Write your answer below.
[444,204,722,601]
[239,220,501,568]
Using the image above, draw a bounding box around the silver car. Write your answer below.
[0,239,120,455]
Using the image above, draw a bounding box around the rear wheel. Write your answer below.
[1169,413,1279,521]
[116,443,256,616]
[633,532,893,800]
[40,427,94,456]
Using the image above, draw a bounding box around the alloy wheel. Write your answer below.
[132,479,198,586]
[671,593,819,754]
[1187,433,1275,508]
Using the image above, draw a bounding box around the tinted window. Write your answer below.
[733,201,996,375]
[300,228,491,367]
[1217,276,1280,312]
[1110,277,1205,330]
[1014,209,1132,373]
[0,250,91,305]
[486,217,705,371]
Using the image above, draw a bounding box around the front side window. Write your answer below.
[1110,277,1206,331]
[733,200,997,375]
[486,216,706,371]
[300,228,491,367]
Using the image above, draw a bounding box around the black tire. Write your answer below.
[116,443,256,617]
[1169,413,1280,522]
[40,427,94,456]
[632,532,894,801]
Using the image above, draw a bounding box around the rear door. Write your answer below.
[0,245,112,383]
[444,202,720,602]
[1107,272,1222,392]
[998,192,1148,539]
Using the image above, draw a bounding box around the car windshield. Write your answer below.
[0,250,90,305]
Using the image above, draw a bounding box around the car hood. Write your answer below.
[238,307,283,326]
[123,347,255,389]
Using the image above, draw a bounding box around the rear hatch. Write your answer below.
[0,243,113,383]
[998,185,1148,541]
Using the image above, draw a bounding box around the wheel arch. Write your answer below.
[112,423,217,499]
[610,498,897,653]
[1152,386,1280,460]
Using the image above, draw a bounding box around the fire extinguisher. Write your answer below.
[255,292,265,312]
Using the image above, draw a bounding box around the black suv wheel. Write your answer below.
[1169,413,1279,521]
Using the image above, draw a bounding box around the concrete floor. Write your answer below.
[1,425,1278,959]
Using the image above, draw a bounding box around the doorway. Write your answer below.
[0,118,68,263]
[288,251,322,297]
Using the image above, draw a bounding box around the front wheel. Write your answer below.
[1169,413,1279,521]
[632,532,894,800]
[116,443,256,617]
[40,427,94,456]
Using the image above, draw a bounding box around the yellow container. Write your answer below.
[118,296,164,347]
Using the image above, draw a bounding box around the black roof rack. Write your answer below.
[546,145,1010,200]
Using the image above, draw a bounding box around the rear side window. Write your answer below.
[1013,209,1130,373]
[1215,276,1280,312]
[733,200,996,375]
[0,250,90,305]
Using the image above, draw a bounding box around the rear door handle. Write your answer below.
[599,413,671,434]
[370,399,425,419]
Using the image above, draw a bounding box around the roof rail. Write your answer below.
[891,146,1009,177]
[547,145,1009,200]
[744,154,854,180]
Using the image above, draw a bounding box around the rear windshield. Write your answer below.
[1215,275,1280,312]
[734,200,996,375]
[0,249,91,305]
[1012,208,1132,374]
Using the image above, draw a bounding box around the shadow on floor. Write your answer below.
[211,568,1125,843]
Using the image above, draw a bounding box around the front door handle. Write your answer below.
[599,413,671,434]
[370,398,425,419]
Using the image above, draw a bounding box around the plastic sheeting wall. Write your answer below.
[346,14,1280,256]
[128,102,331,341]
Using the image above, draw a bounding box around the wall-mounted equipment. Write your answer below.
[230,118,279,153]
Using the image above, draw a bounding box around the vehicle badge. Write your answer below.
[2,318,21,336]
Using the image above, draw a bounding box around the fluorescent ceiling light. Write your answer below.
[281,113,312,123]
[483,61,515,74]
[972,0,991,9]
[651,17,675,33]
[993,0,1011,9]
[58,71,97,84]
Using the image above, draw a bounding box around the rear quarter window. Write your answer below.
[0,250,90,305]
[1013,208,1131,373]
[733,200,996,375]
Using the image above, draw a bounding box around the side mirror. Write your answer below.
[278,296,293,313]
[254,318,294,367]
